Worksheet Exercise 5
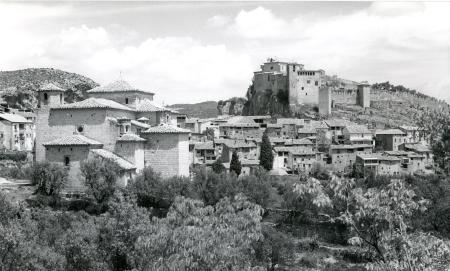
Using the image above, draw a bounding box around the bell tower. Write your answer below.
[37,83,65,109]
[35,83,66,162]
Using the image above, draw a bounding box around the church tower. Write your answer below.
[35,83,66,162]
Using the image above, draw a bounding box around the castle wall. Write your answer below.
[319,87,331,115]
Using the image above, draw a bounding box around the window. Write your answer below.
[267,75,270,81]
[64,156,70,167]
[307,80,311,84]
[301,87,304,90]
[315,81,319,86]
[44,93,48,100]
[125,98,129,104]
[77,125,84,133]
[292,66,295,72]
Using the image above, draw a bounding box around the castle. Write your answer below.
[35,80,190,192]
[252,58,325,105]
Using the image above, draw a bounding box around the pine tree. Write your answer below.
[259,130,273,170]
[230,150,242,176]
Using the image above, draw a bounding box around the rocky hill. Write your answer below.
[217,97,246,116]
[0,68,98,109]
[168,101,219,119]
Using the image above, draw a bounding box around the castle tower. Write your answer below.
[318,86,331,115]
[35,83,66,162]
[357,82,371,108]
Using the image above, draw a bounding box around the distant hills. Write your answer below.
[168,101,219,118]
[0,68,98,109]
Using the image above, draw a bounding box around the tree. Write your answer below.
[259,130,273,171]
[211,158,226,174]
[80,157,121,204]
[432,126,450,175]
[205,127,215,141]
[230,150,242,176]
[31,161,68,196]
[133,194,265,270]
[295,177,450,270]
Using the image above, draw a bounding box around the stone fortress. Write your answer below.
[251,58,371,115]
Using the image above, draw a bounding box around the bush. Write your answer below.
[31,161,68,196]
[0,150,28,162]
[80,157,121,204]
[311,162,330,180]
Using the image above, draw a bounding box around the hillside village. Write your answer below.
[0,59,442,194]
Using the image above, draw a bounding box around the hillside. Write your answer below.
[0,68,98,109]
[168,101,219,118]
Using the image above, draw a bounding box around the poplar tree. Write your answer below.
[230,150,242,176]
[259,130,273,170]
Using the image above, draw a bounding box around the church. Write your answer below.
[35,80,190,193]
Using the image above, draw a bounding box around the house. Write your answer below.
[276,118,305,138]
[0,113,34,151]
[221,140,258,162]
[265,123,283,138]
[343,125,373,145]
[287,147,319,175]
[375,129,406,151]
[35,80,191,192]
[192,141,216,165]
[399,125,428,144]
[384,151,427,174]
[400,143,433,168]
[324,119,354,143]
[329,144,373,173]
[219,123,262,139]
[355,153,402,176]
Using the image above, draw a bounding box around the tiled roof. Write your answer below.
[404,143,431,153]
[220,123,260,128]
[375,129,405,135]
[43,135,103,146]
[289,147,316,156]
[130,120,151,129]
[225,116,257,124]
[142,124,190,134]
[90,149,136,170]
[357,153,400,161]
[330,144,373,150]
[324,119,353,127]
[277,118,304,126]
[399,125,419,131]
[194,141,215,150]
[344,125,371,134]
[284,138,313,146]
[223,140,256,149]
[267,123,283,128]
[39,83,65,92]
[137,117,149,121]
[0,113,32,123]
[298,127,318,134]
[117,133,146,142]
[269,137,287,143]
[87,80,154,95]
[54,98,133,111]
[136,99,170,112]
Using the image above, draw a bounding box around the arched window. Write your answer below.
[125,98,129,104]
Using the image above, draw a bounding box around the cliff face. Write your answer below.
[217,97,246,115]
[242,86,291,117]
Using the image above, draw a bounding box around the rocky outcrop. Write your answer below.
[0,68,98,109]
[242,86,291,117]
[217,97,246,115]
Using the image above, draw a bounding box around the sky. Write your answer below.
[1,1,449,104]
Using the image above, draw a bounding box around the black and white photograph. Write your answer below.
[1,1,450,270]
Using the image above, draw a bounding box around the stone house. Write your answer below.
[35,80,191,191]
[343,125,373,145]
[355,153,402,176]
[400,143,433,168]
[192,141,216,165]
[384,151,427,174]
[276,118,305,138]
[221,140,258,162]
[329,144,373,173]
[287,147,319,175]
[219,123,262,139]
[375,129,406,151]
[0,113,34,151]
[399,125,428,144]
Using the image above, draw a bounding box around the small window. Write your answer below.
[64,156,70,167]
[267,75,270,81]
[60,93,63,103]
[44,93,48,100]
[77,125,84,133]
[125,98,129,104]
[307,80,311,84]
[301,87,304,90]
[315,81,319,86]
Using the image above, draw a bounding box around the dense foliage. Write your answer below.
[31,161,68,196]
[230,150,242,176]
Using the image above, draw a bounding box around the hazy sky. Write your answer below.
[1,1,449,104]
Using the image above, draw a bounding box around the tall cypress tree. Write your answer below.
[230,150,242,176]
[259,130,274,170]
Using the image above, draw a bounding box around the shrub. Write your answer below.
[80,157,121,204]
[0,150,28,162]
[31,161,68,196]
